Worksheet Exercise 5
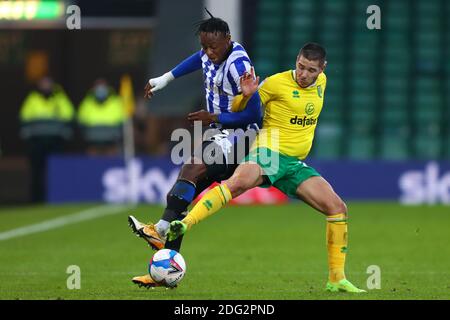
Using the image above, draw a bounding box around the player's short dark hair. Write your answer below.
[195,17,230,37]
[299,43,327,66]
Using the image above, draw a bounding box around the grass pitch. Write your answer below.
[0,202,449,300]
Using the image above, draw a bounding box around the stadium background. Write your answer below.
[0,0,449,300]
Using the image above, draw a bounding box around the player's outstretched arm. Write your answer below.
[144,51,203,99]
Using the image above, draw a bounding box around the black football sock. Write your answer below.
[164,178,213,252]
[161,179,196,223]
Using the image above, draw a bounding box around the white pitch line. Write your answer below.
[0,204,131,241]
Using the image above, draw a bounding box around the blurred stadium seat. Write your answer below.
[253,0,448,160]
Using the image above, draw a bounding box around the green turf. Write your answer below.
[0,202,449,300]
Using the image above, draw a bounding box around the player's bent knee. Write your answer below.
[339,201,348,216]
[224,177,248,198]
[324,199,347,216]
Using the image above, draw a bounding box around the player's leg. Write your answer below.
[167,162,265,240]
[163,170,214,252]
[128,160,208,250]
[166,128,260,244]
[129,129,232,249]
[295,176,365,293]
[130,127,253,254]
[168,128,262,237]
[155,161,207,234]
[129,128,252,250]
[295,176,348,283]
[295,176,347,216]
[129,161,211,288]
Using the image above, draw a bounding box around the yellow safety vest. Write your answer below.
[77,93,125,144]
[77,94,125,127]
[19,87,74,138]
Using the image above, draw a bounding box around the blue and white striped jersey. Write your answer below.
[201,42,252,115]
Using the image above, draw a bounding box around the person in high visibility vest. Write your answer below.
[77,79,126,156]
[19,76,75,202]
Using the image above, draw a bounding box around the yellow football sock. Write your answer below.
[182,184,232,230]
[326,213,348,283]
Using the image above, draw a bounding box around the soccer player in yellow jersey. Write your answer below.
[168,43,365,293]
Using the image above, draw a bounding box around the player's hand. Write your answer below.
[144,72,175,99]
[187,110,218,125]
[144,82,154,99]
[240,67,260,98]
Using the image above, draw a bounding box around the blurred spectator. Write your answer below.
[19,77,75,202]
[77,79,125,156]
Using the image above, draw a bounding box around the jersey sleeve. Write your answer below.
[170,50,203,78]
[321,72,327,92]
[225,56,252,95]
[217,91,262,128]
[257,76,276,106]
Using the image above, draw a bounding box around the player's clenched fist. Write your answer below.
[144,72,175,99]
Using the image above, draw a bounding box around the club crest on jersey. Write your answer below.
[305,103,315,115]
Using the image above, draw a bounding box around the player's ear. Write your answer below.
[322,60,327,71]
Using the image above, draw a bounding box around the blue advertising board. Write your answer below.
[47,156,450,205]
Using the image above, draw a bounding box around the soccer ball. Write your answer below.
[149,249,186,287]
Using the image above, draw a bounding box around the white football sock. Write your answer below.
[155,220,170,237]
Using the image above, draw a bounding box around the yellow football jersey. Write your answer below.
[255,70,327,160]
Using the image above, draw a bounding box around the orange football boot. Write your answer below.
[128,215,165,250]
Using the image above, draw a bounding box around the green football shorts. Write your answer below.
[243,147,321,198]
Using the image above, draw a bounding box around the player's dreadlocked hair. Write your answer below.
[195,8,230,37]
[299,42,327,66]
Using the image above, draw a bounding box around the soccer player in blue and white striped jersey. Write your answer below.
[144,19,259,129]
[129,15,262,288]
